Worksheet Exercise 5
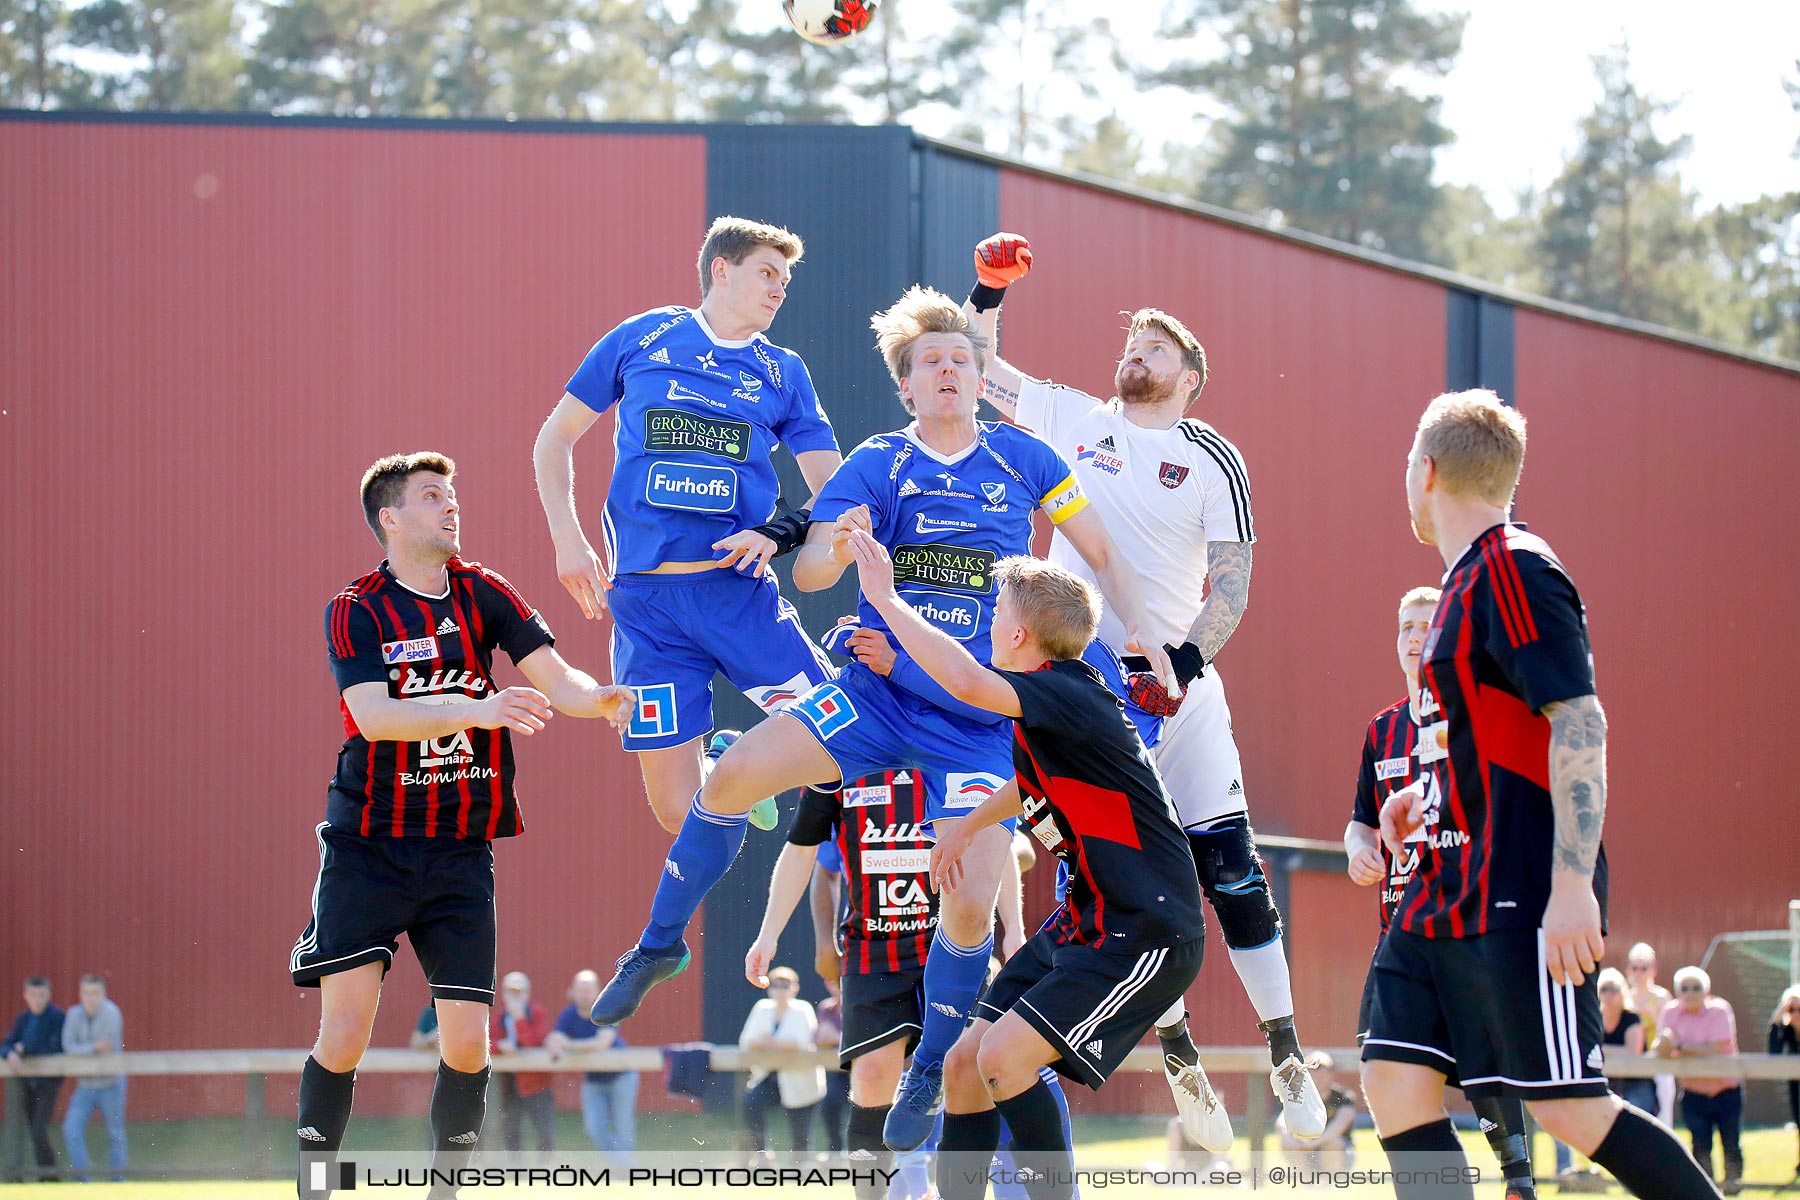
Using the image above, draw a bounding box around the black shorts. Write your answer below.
[978,932,1202,1090]
[1361,926,1608,1100]
[839,965,925,1068]
[289,823,498,1003]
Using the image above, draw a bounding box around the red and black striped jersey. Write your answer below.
[1350,696,1437,932]
[323,558,554,841]
[1395,524,1606,938]
[789,772,937,974]
[1002,659,1204,950]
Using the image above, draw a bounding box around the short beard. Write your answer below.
[1116,365,1174,406]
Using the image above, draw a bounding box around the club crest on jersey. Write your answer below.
[383,636,439,664]
[737,370,762,392]
[1076,443,1124,476]
[1158,462,1190,489]
[945,771,1005,810]
[982,481,1006,505]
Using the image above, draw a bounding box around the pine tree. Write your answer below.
[0,0,103,107]
[1533,44,1711,330]
[63,0,245,109]
[1156,0,1464,259]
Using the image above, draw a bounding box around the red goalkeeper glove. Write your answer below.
[974,233,1033,287]
[1127,673,1184,718]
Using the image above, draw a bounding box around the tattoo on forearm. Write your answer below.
[982,376,1018,410]
[1188,541,1252,662]
[1545,696,1608,875]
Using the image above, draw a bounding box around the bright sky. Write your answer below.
[855,0,1800,215]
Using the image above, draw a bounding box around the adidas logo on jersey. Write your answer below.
[1097,436,1116,450]
[893,770,913,784]
[436,617,459,636]
[898,478,922,497]
[648,347,671,364]
[1085,1039,1104,1057]
[1228,779,1243,796]
[297,1126,326,1142]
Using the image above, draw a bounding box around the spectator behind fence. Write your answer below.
[490,971,556,1156]
[1769,984,1800,1179]
[1277,1052,1358,1173]
[1598,967,1659,1114]
[2,976,65,1182]
[1658,965,1742,1194]
[410,1002,440,1051]
[1627,941,1678,1124]
[814,976,849,1158]
[61,974,126,1182]
[739,966,824,1163]
[547,970,638,1165]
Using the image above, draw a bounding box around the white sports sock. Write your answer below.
[1227,939,1295,1024]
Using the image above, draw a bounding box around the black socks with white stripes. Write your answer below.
[1589,1105,1723,1200]
[296,1056,355,1198]
[1472,1095,1536,1196]
[847,1104,893,1200]
[1378,1118,1476,1200]
[937,1108,1003,1200]
[993,1079,1074,1200]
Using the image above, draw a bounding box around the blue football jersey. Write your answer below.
[565,307,839,575]
[812,422,1087,669]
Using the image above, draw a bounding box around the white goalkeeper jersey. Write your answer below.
[1014,376,1254,651]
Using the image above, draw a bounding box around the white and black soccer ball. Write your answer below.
[782,0,878,46]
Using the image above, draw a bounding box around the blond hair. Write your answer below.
[1398,586,1442,618]
[1415,389,1526,506]
[1595,967,1634,1010]
[994,556,1100,661]
[1124,308,1207,403]
[767,966,800,989]
[870,286,989,410]
[696,216,804,298]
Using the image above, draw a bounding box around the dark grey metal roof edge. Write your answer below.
[916,132,1800,381]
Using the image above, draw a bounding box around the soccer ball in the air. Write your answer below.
[783,0,878,46]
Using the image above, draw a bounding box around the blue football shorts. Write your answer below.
[608,569,834,752]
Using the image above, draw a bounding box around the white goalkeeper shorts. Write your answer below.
[1150,667,1250,830]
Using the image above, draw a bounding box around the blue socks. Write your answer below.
[916,928,993,1067]
[639,792,748,952]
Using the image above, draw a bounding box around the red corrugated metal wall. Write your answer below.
[996,169,1453,1076]
[1511,311,1800,971]
[0,120,709,1120]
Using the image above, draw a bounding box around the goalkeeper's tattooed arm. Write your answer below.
[964,298,1027,420]
[1183,540,1253,663]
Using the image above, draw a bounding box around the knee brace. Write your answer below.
[1188,816,1282,949]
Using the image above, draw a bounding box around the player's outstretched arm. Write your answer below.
[515,645,635,731]
[534,394,611,620]
[791,504,869,592]
[965,233,1032,420]
[1344,820,1383,886]
[930,779,1025,894]
[745,842,821,988]
[1540,693,1608,985]
[844,531,1022,717]
[1055,506,1177,691]
[341,680,553,742]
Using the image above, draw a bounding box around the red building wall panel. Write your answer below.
[0,120,709,1118]
[1512,311,1800,972]
[998,169,1451,1064]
